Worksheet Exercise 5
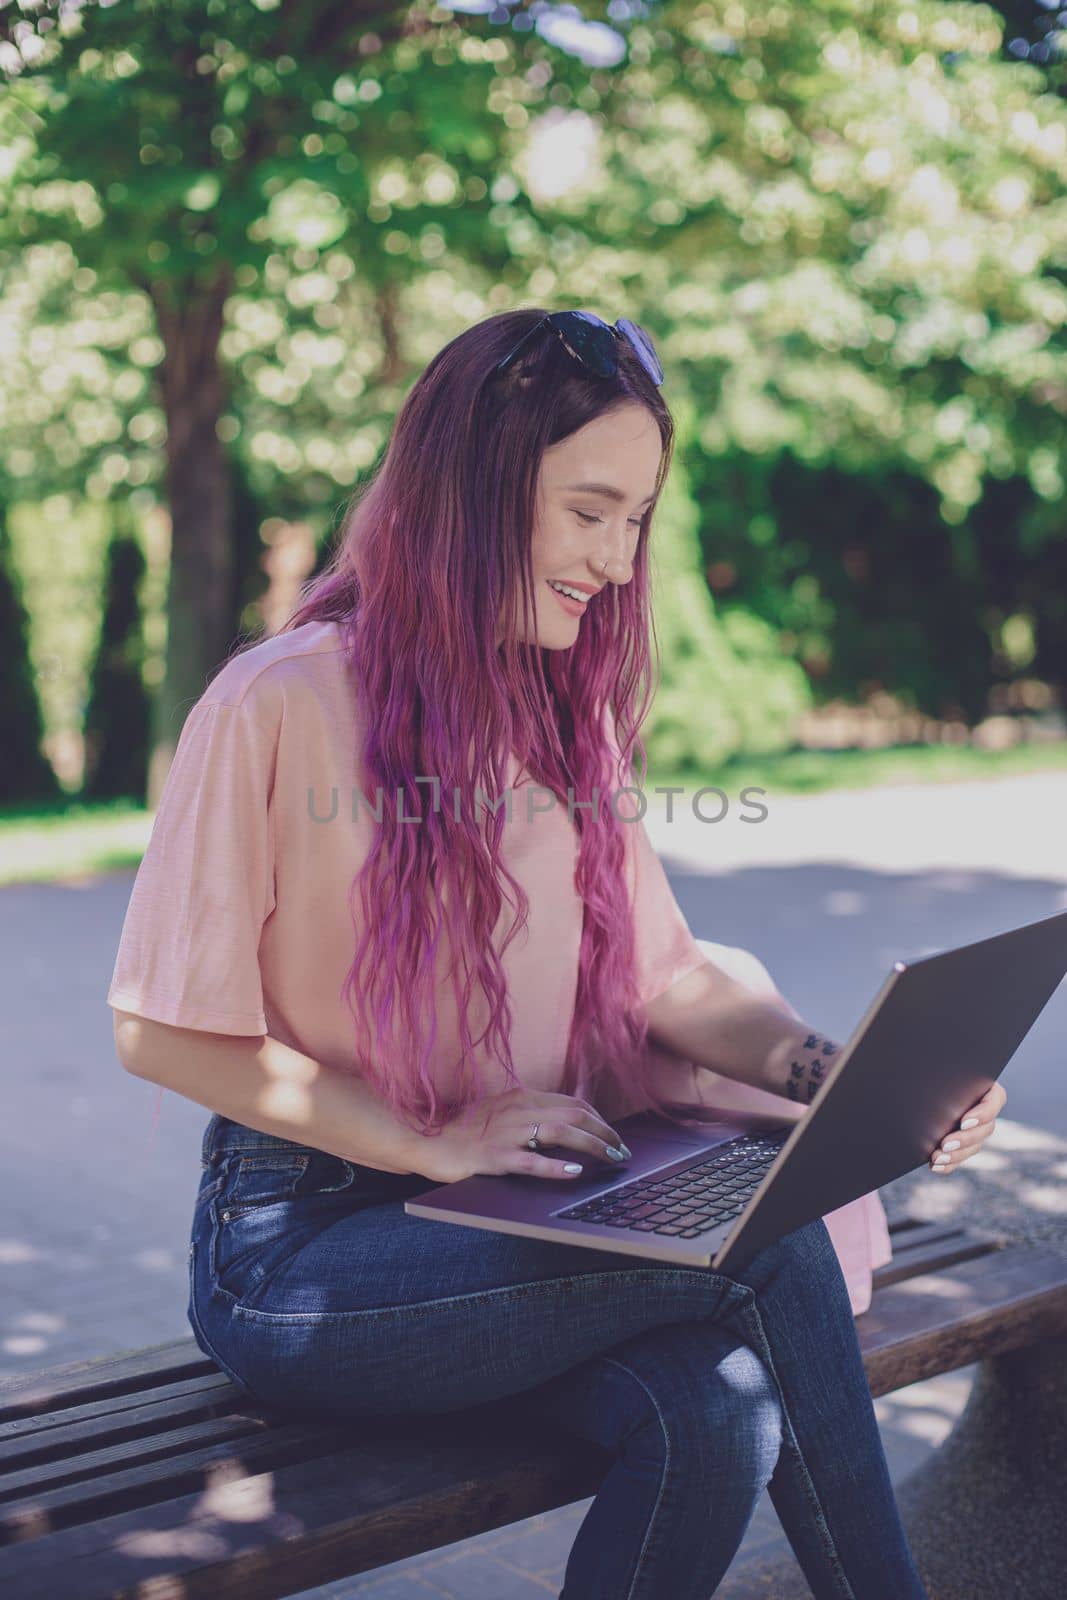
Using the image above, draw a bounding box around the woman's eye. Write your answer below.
[574,510,644,528]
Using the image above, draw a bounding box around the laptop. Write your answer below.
[406,908,1067,1272]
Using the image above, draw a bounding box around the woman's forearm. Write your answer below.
[644,962,839,1103]
[113,1012,437,1176]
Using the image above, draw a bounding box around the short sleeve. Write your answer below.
[107,699,277,1035]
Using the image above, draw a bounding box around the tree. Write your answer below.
[2,0,1063,773]
[0,500,61,806]
[646,396,811,770]
[579,0,1067,714]
[82,499,152,800]
[0,0,631,798]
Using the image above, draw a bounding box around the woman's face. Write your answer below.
[505,402,662,650]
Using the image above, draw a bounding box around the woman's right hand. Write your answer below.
[417,1087,631,1185]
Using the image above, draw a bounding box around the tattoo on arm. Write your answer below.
[785,1033,840,1104]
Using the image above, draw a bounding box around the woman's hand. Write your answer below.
[930,1082,1008,1174]
[418,1087,631,1185]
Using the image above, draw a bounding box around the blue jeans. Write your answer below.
[188,1114,928,1600]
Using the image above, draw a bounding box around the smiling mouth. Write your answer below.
[547,580,591,608]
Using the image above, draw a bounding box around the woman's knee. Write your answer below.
[730,1213,846,1305]
[701,1338,784,1480]
[602,1323,784,1486]
[772,1214,839,1275]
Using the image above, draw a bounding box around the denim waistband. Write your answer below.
[201,1113,317,1165]
[199,1112,434,1200]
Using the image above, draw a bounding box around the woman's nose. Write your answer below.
[594,525,638,584]
[595,545,635,585]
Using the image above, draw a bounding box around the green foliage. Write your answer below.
[6,1,1061,519]
[228,447,272,643]
[644,399,812,772]
[602,0,1067,527]
[82,500,151,800]
[0,501,61,804]
[1,0,1065,770]
[693,452,999,720]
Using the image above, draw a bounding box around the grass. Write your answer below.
[645,734,1067,800]
[2,738,1067,888]
[0,799,154,888]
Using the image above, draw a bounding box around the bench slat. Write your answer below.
[0,1418,363,1546]
[0,1341,218,1424]
[871,1227,1006,1289]
[877,1221,984,1257]
[0,1415,269,1510]
[859,1243,1067,1396]
[0,1416,609,1599]
[0,1373,241,1465]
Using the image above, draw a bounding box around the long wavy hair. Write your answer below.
[275,306,688,1136]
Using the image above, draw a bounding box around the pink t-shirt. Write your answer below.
[108,618,890,1312]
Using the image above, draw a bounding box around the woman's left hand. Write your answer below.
[930,1082,1008,1174]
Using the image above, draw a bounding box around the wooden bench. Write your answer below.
[2,1215,1066,1600]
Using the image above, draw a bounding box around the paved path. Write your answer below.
[2,768,1065,1595]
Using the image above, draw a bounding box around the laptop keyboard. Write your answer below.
[555,1132,789,1238]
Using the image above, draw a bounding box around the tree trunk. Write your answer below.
[149,273,235,808]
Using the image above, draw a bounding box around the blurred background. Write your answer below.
[1,2,1065,1596]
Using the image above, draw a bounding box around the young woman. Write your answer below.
[110,308,1003,1598]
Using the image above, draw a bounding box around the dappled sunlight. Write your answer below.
[200,1462,279,1524]
[887,1273,975,1302]
[131,1246,182,1274]
[4,1302,69,1360]
[1018,1183,1067,1215]
[876,1403,964,1449]
[0,1221,187,1380]
[821,889,867,915]
[882,1117,1067,1238]
[3,1334,56,1358]
[954,1147,1009,1173]
[116,1525,236,1561]
[874,1368,976,1451]
[922,870,982,893]
[112,1461,301,1560]
[883,1370,973,1416]
[985,1119,1067,1155]
[0,1239,43,1265]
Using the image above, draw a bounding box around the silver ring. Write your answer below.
[525,1121,542,1152]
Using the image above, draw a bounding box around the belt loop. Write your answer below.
[201,1112,226,1167]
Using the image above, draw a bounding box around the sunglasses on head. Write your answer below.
[493,310,664,388]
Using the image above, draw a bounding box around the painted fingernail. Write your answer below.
[942,1139,961,1152]
[564,1163,583,1174]
[961,1117,980,1129]
[932,1154,951,1166]
[606,1147,626,1161]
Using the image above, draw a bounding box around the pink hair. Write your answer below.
[268,307,690,1137]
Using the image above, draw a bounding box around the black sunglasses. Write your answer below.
[493,310,664,388]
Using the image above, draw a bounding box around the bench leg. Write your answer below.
[891,1335,1067,1599]
[713,1336,1067,1598]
